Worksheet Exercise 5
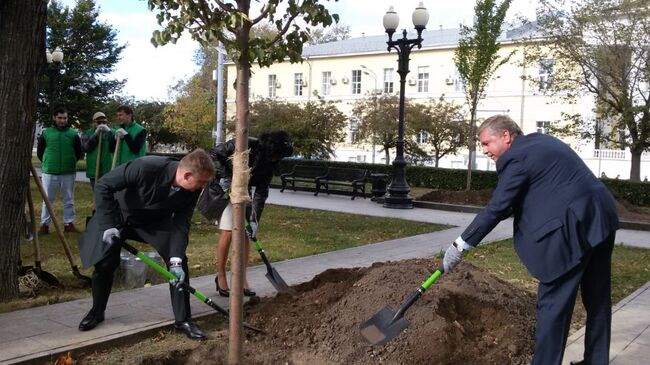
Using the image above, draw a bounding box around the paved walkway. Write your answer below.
[1,190,648,364]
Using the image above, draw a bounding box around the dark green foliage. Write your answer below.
[602,178,650,207]
[41,0,125,128]
[277,159,650,206]
[277,159,500,191]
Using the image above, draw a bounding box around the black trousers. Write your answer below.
[89,229,192,323]
[531,233,615,365]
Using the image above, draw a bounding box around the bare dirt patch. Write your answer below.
[417,189,650,224]
[173,259,535,365]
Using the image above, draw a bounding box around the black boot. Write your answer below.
[78,310,104,331]
[174,320,206,340]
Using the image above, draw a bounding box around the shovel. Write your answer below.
[244,220,295,295]
[29,163,92,286]
[18,186,62,287]
[118,238,264,333]
[360,268,443,346]
[86,130,103,227]
[111,135,121,170]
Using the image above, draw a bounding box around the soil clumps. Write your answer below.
[182,259,536,364]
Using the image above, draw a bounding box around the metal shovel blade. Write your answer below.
[266,266,295,295]
[360,305,409,346]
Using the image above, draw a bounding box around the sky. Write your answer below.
[60,0,538,101]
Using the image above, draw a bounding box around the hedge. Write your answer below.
[145,153,650,207]
[278,159,650,207]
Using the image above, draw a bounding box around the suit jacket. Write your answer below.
[197,137,276,222]
[79,156,200,267]
[461,133,619,283]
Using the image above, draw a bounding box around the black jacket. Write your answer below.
[197,137,277,222]
[79,156,200,267]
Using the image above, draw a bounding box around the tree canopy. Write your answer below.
[455,0,513,189]
[41,0,125,128]
[248,97,347,159]
[409,97,467,167]
[351,94,425,164]
[532,0,650,181]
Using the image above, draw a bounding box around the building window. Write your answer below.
[268,74,276,97]
[351,69,362,95]
[539,59,554,91]
[294,73,303,96]
[383,68,394,93]
[417,66,429,93]
[321,71,331,96]
[454,68,465,92]
[537,121,551,134]
[417,130,429,144]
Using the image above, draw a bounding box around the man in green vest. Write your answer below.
[37,108,83,234]
[82,111,113,189]
[111,105,147,167]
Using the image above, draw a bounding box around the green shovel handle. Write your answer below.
[421,268,443,291]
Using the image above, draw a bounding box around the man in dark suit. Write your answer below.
[443,115,619,365]
[78,149,215,339]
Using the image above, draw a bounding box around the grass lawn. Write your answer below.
[3,182,448,314]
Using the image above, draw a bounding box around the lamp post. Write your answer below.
[360,65,379,163]
[45,47,64,118]
[382,3,429,209]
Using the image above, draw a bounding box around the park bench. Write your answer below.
[280,165,328,193]
[315,167,368,200]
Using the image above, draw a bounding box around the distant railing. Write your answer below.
[593,149,626,159]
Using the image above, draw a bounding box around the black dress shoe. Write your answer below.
[78,311,104,331]
[174,321,206,340]
[243,288,256,297]
[569,362,585,365]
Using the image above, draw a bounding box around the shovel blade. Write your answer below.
[360,305,410,346]
[265,267,295,295]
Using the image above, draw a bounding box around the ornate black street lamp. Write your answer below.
[382,3,429,209]
[45,47,64,117]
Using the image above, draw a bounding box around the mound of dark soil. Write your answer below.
[183,259,536,365]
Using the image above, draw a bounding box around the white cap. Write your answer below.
[92,111,106,120]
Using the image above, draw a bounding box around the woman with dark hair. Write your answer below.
[197,131,293,296]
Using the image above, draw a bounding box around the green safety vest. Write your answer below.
[85,128,114,179]
[41,126,78,174]
[114,121,147,167]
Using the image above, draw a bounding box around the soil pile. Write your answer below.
[183,259,536,365]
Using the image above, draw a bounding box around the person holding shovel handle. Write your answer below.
[36,108,83,234]
[109,105,147,168]
[441,115,619,365]
[82,112,113,189]
[197,131,293,297]
[77,149,215,340]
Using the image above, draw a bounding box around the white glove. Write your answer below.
[97,124,111,133]
[246,221,258,239]
[169,257,186,291]
[102,228,120,245]
[442,242,465,273]
[219,177,231,192]
[115,128,128,139]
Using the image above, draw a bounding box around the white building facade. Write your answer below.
[225,26,650,180]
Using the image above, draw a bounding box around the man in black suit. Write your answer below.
[78,149,215,339]
[443,115,619,365]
